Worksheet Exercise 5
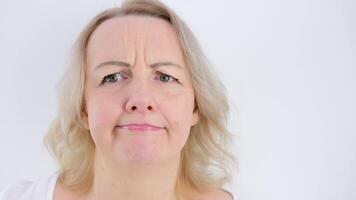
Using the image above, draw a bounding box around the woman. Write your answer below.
[0,0,236,199]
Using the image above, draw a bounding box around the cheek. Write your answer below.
[88,99,113,128]
[159,91,195,145]
[86,92,123,140]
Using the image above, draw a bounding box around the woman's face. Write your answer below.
[83,16,199,165]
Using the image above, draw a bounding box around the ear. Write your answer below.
[82,114,89,130]
[81,104,90,130]
[191,106,200,126]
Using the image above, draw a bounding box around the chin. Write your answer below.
[115,140,162,164]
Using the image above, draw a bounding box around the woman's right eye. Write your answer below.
[101,72,125,85]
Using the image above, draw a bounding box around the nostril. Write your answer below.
[148,106,152,110]
[131,106,137,111]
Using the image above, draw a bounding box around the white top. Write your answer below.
[0,173,58,200]
[0,173,235,200]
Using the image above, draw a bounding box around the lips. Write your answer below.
[117,123,165,131]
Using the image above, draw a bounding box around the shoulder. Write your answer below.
[190,188,233,200]
[0,180,33,200]
[204,188,234,200]
[0,173,58,200]
[0,180,34,200]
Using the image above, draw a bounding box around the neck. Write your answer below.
[86,150,184,200]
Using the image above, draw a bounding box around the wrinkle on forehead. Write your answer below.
[86,15,186,71]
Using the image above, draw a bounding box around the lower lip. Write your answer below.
[117,126,164,131]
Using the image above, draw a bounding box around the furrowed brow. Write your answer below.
[94,60,183,71]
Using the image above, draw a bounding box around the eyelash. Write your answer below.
[100,72,179,85]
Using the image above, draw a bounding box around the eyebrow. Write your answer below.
[94,60,183,71]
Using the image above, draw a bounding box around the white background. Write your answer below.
[0,0,355,200]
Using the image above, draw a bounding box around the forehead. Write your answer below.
[86,15,185,68]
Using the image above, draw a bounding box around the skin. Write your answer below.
[53,15,232,200]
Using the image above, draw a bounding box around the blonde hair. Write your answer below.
[45,0,236,193]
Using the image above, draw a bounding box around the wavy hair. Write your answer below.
[44,0,236,193]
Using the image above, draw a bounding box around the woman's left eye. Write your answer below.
[156,72,178,83]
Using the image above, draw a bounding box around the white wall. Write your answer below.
[0,0,355,199]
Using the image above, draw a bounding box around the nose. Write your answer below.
[126,102,153,113]
[124,83,157,114]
